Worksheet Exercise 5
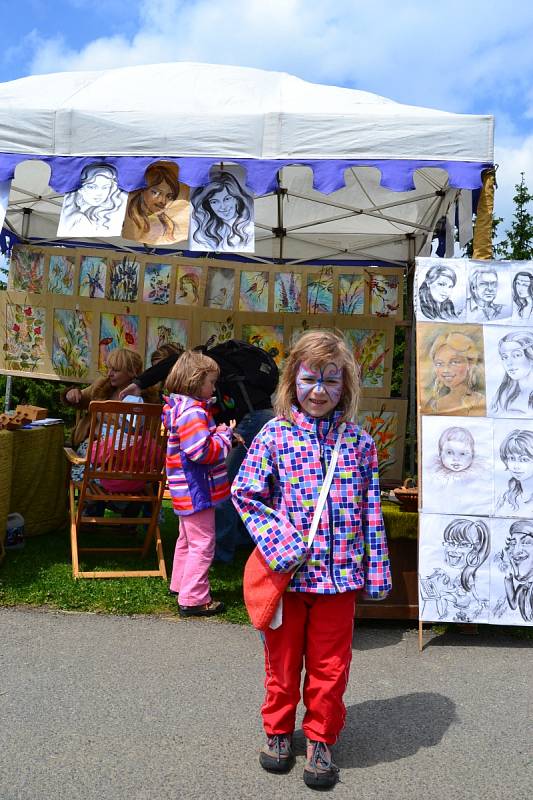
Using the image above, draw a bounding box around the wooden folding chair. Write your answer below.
[65,400,168,579]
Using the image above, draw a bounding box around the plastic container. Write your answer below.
[6,513,25,550]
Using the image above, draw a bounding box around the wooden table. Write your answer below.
[0,424,68,553]
[356,501,419,620]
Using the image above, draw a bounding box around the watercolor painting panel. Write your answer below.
[357,399,407,482]
[145,317,189,365]
[205,267,235,310]
[200,318,234,348]
[108,256,140,302]
[52,309,92,378]
[175,265,203,306]
[368,271,401,317]
[5,304,46,371]
[241,324,284,366]
[143,262,171,304]
[239,270,269,312]
[344,327,389,390]
[79,256,107,298]
[307,267,333,313]
[99,313,139,371]
[11,247,44,293]
[338,273,364,315]
[274,272,302,313]
[48,253,75,295]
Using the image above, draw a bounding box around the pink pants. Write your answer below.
[170,507,215,606]
[261,591,358,744]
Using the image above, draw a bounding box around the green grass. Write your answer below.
[0,501,251,624]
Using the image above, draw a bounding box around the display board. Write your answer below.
[415,257,533,626]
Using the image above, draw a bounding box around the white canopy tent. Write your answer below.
[0,62,494,264]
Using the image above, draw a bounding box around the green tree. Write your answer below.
[494,172,533,260]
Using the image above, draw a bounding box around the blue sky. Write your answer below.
[1,0,533,238]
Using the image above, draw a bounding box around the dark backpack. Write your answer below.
[204,339,279,424]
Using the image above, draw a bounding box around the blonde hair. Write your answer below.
[164,350,219,397]
[106,347,143,378]
[275,330,360,423]
[428,331,482,408]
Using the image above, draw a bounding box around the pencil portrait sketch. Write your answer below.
[189,169,255,253]
[491,518,533,624]
[486,329,533,417]
[57,164,128,238]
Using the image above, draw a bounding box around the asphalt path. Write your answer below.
[0,608,530,800]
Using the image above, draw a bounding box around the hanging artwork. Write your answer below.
[175,265,202,306]
[357,398,407,481]
[108,255,140,302]
[52,309,92,378]
[99,313,139,371]
[338,272,364,315]
[418,322,486,416]
[0,179,10,231]
[274,272,302,313]
[307,267,333,313]
[239,270,269,312]
[48,253,75,295]
[241,324,284,366]
[189,168,255,253]
[10,246,44,293]
[343,327,390,391]
[122,161,189,245]
[145,316,188,365]
[79,255,107,298]
[5,303,46,371]
[57,163,128,238]
[421,416,493,515]
[200,317,234,348]
[143,262,171,305]
[205,266,235,309]
[415,259,467,322]
[368,271,401,317]
[416,256,533,627]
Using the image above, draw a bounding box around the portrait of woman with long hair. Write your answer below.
[58,164,128,238]
[122,162,189,245]
[189,170,255,253]
[422,330,485,416]
[489,330,533,416]
[418,264,460,320]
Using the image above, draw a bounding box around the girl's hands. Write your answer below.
[66,387,82,405]
[229,419,237,429]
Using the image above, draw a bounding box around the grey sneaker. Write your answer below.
[259,734,295,773]
[303,740,339,789]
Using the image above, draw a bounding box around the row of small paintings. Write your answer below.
[8,246,404,319]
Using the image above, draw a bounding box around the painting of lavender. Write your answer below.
[338,273,365,314]
[79,256,106,298]
[108,256,140,302]
[99,313,139,371]
[274,272,301,313]
[52,309,92,378]
[48,254,75,295]
[143,262,171,305]
[11,247,44,293]
[307,267,333,313]
[145,316,188,364]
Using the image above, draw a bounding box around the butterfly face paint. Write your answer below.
[296,361,344,418]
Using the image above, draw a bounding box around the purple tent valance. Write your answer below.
[0,153,493,195]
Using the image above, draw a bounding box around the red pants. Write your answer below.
[261,591,358,744]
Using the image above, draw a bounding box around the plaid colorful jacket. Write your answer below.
[231,407,391,598]
[163,394,232,516]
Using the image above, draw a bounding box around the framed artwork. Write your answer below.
[338,272,365,315]
[306,267,333,313]
[145,316,188,365]
[241,323,284,366]
[48,253,75,295]
[205,266,235,310]
[200,317,234,348]
[274,272,302,313]
[239,270,269,312]
[5,303,46,371]
[357,398,407,482]
[99,313,139,371]
[108,255,140,302]
[79,255,107,298]
[367,269,403,318]
[341,318,394,396]
[10,246,45,293]
[52,309,92,378]
[175,264,203,306]
[143,262,171,305]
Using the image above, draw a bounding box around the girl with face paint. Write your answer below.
[232,330,391,789]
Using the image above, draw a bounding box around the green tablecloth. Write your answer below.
[0,424,68,542]
[382,500,418,540]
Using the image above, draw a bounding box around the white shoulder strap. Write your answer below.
[307,422,346,549]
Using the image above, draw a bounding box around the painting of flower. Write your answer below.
[239,271,269,312]
[344,328,389,389]
[274,272,301,313]
[11,247,44,293]
[79,256,106,298]
[205,267,234,310]
[52,309,92,378]
[48,254,75,295]
[5,304,46,371]
[307,267,333,313]
[358,408,400,476]
[241,324,284,366]
[175,265,202,306]
[143,262,171,304]
[99,313,139,371]
[368,271,400,317]
[338,273,364,315]
[108,255,140,302]
[145,316,188,365]
[200,317,234,348]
